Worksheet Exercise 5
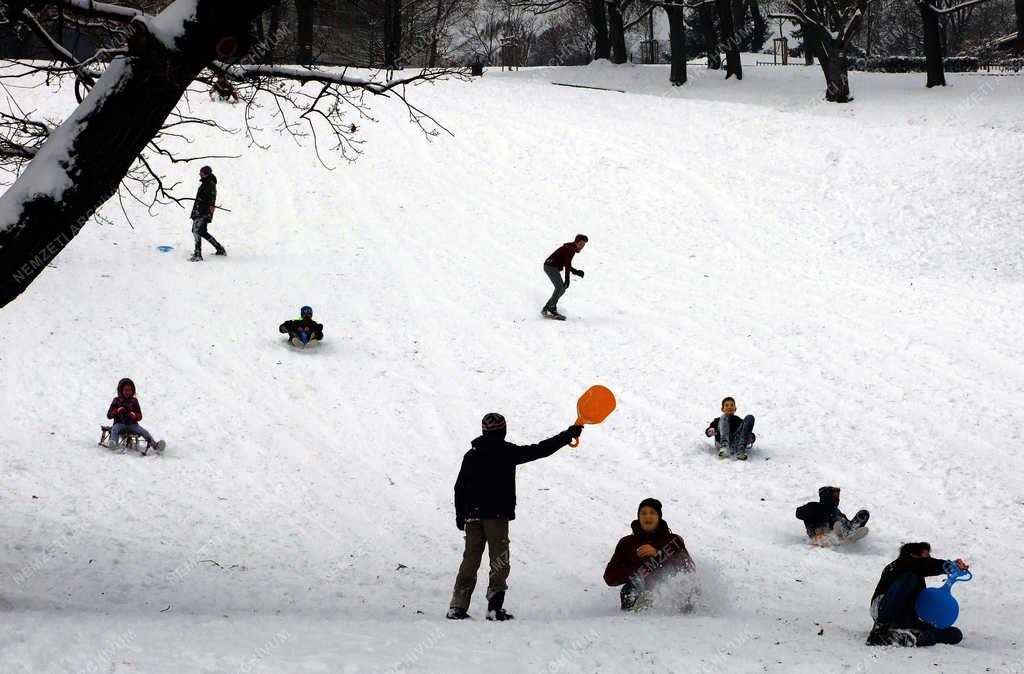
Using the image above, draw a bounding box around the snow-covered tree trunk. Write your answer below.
[588,0,611,60]
[698,3,721,69]
[918,0,946,87]
[607,2,628,64]
[717,0,743,79]
[0,0,272,308]
[295,0,314,64]
[666,4,687,85]
[824,50,851,101]
[384,0,403,69]
[1017,0,1024,56]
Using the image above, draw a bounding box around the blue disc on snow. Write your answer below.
[157,245,174,252]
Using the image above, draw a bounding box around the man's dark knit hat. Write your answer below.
[637,498,663,518]
[482,413,506,432]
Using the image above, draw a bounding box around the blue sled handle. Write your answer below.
[943,560,972,583]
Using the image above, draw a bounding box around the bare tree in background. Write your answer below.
[0,0,460,308]
[771,0,867,101]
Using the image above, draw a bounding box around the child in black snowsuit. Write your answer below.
[704,397,755,460]
[795,486,869,544]
[867,542,969,647]
[279,305,324,346]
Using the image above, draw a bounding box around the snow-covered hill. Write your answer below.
[1,62,1022,673]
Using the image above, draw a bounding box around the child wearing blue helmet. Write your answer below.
[279,305,324,346]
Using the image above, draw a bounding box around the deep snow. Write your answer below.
[1,60,1023,673]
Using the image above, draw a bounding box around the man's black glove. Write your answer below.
[571,269,584,278]
[457,518,465,531]
[563,278,570,289]
[568,424,584,438]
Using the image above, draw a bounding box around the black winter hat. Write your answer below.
[117,377,135,396]
[481,413,506,433]
[637,498,663,518]
[818,486,840,501]
[199,165,213,177]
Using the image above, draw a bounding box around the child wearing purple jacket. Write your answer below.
[107,377,164,453]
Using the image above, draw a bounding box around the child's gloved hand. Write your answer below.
[128,412,141,421]
[114,407,126,416]
[705,428,715,437]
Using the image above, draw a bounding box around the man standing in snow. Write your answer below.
[542,234,588,320]
[447,413,583,621]
[190,165,226,261]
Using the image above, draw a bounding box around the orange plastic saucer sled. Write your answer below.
[568,385,617,447]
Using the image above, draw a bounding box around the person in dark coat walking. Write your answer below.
[106,377,164,453]
[190,165,225,261]
[541,234,588,320]
[867,542,969,647]
[795,486,869,544]
[704,396,756,460]
[447,413,583,621]
[603,498,695,610]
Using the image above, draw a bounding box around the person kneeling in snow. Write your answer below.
[447,413,583,621]
[705,396,755,460]
[603,498,695,611]
[867,542,969,647]
[106,378,164,454]
[279,306,324,346]
[795,486,869,544]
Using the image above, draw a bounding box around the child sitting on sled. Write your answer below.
[279,305,324,347]
[704,396,756,460]
[106,378,164,453]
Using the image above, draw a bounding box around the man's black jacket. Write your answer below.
[454,427,577,525]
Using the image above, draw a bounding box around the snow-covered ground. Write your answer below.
[1,61,1023,673]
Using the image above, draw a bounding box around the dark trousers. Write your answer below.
[449,519,510,611]
[543,264,566,310]
[192,216,224,255]
[874,572,964,646]
[718,415,755,453]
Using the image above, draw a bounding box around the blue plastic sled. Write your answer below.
[156,245,174,252]
[915,561,972,628]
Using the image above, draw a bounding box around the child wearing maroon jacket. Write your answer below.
[107,377,164,453]
[603,498,695,610]
[541,234,588,320]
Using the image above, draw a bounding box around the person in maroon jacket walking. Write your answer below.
[603,498,695,610]
[542,234,588,320]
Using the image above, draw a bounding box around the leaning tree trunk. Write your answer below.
[0,0,274,309]
[589,0,611,60]
[699,3,721,69]
[716,0,742,79]
[918,1,945,87]
[608,2,628,64]
[295,0,314,64]
[666,4,687,85]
